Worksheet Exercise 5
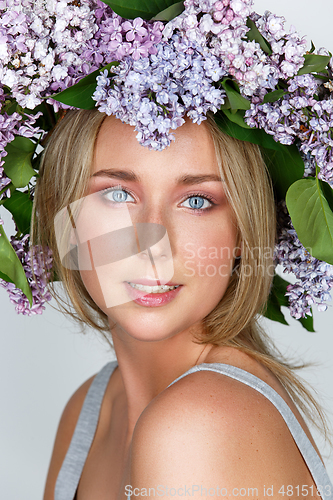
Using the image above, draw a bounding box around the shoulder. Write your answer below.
[43,373,96,500]
[130,369,308,488]
[133,368,277,443]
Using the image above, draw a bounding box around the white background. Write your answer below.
[0,1,332,498]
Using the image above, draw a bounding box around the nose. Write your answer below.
[134,222,174,284]
[135,223,172,261]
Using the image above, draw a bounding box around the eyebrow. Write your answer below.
[91,169,222,185]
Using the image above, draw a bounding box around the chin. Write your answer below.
[107,306,199,344]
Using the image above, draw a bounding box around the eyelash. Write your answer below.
[100,186,216,212]
[100,185,135,204]
[180,192,216,213]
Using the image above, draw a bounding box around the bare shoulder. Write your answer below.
[131,370,315,495]
[43,374,96,500]
[133,368,280,447]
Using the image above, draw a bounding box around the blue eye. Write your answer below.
[102,188,135,204]
[181,196,213,211]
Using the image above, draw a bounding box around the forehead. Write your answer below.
[93,115,220,178]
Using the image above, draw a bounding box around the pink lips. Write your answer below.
[123,281,182,307]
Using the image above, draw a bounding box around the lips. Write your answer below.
[123,281,183,307]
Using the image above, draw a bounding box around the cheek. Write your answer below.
[80,269,108,313]
[180,220,238,281]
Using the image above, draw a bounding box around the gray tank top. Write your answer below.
[54,361,333,500]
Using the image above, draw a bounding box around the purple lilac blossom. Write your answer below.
[275,203,333,319]
[162,0,276,97]
[245,75,333,187]
[0,0,164,110]
[251,11,307,80]
[0,233,53,315]
[93,34,227,150]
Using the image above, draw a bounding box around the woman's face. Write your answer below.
[77,116,239,342]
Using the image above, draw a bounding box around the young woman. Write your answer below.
[32,109,332,500]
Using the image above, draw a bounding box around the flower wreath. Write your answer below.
[0,0,333,331]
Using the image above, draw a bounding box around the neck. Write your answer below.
[110,321,213,432]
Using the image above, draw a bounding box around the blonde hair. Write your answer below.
[31,108,329,438]
[31,110,110,334]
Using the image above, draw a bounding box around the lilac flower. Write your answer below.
[245,74,333,187]
[163,0,273,97]
[0,233,53,315]
[252,11,307,80]
[122,18,148,42]
[275,203,333,319]
[94,4,163,64]
[0,0,164,112]
[93,34,226,150]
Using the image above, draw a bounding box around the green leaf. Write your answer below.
[265,293,289,325]
[264,274,315,332]
[261,144,304,200]
[286,178,333,264]
[153,1,184,20]
[2,99,20,116]
[0,270,14,283]
[262,89,287,104]
[320,178,333,213]
[272,274,290,307]
[0,224,32,305]
[3,191,33,234]
[221,80,251,111]
[214,111,304,200]
[222,109,252,129]
[297,53,331,76]
[214,111,284,150]
[101,0,182,19]
[245,18,272,55]
[3,137,36,188]
[298,314,315,333]
[52,62,119,110]
[31,102,57,131]
[264,274,289,325]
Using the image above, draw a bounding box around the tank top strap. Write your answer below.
[167,362,333,500]
[55,360,118,500]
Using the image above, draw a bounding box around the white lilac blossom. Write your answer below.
[93,34,227,150]
[0,233,53,315]
[275,203,333,319]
